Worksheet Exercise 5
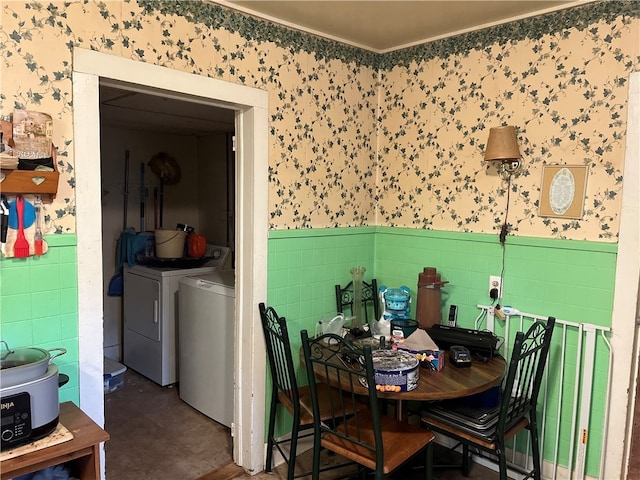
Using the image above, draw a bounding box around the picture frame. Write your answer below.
[539,165,588,219]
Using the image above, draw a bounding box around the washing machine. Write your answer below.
[178,270,235,427]
[123,245,231,386]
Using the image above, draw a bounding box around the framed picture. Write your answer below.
[539,165,588,219]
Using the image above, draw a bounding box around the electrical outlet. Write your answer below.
[489,275,502,299]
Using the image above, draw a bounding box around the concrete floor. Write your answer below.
[105,369,499,480]
[104,369,233,479]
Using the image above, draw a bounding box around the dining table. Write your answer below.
[302,342,506,420]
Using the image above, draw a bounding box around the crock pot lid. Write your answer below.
[0,347,49,369]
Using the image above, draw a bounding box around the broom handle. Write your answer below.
[159,176,164,228]
[123,150,129,231]
[140,162,145,232]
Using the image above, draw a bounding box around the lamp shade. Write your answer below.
[484,126,521,161]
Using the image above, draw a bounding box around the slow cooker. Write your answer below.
[1,343,67,450]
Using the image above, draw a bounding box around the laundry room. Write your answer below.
[98,84,238,477]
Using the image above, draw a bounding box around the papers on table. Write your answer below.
[401,328,440,351]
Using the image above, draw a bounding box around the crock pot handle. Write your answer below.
[58,373,69,387]
[47,347,67,364]
[0,340,12,360]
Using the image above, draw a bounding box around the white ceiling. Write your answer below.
[101,0,584,134]
[221,0,583,52]
[99,85,236,136]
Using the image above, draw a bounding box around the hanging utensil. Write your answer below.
[13,194,29,258]
[34,195,43,256]
[0,195,9,256]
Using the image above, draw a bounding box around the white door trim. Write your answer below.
[73,48,268,476]
[616,71,640,479]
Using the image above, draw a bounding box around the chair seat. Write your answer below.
[422,396,530,447]
[421,317,555,480]
[422,411,529,451]
[322,412,435,474]
[279,382,364,426]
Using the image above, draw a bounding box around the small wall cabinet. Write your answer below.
[0,169,60,200]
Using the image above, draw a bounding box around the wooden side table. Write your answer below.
[1,402,109,480]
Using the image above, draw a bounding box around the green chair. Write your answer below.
[421,317,556,480]
[301,329,436,480]
[259,303,354,479]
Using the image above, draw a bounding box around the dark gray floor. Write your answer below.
[105,369,499,479]
[104,369,233,479]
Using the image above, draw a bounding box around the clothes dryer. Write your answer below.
[123,246,231,386]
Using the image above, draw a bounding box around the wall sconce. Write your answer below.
[484,125,522,176]
[484,125,522,244]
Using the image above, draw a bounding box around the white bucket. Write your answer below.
[154,229,186,258]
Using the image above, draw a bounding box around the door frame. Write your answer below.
[619,71,640,478]
[73,48,268,475]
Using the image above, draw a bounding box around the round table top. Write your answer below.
[304,345,506,402]
[375,353,506,401]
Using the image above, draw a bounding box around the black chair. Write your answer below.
[259,303,356,480]
[301,329,436,480]
[335,278,380,324]
[421,316,556,480]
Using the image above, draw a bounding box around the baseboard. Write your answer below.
[266,434,314,469]
[433,435,596,480]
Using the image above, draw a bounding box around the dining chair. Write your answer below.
[300,329,436,480]
[335,278,380,324]
[259,302,355,480]
[420,316,556,480]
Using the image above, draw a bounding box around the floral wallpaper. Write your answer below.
[377,3,639,240]
[0,0,638,240]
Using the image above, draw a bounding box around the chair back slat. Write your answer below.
[259,303,300,413]
[498,317,556,435]
[301,330,383,463]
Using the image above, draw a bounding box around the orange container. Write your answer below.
[187,233,207,258]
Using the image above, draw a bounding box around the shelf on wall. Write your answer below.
[0,169,60,201]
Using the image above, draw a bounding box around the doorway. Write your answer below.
[99,84,236,362]
[73,48,268,475]
[98,85,237,476]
